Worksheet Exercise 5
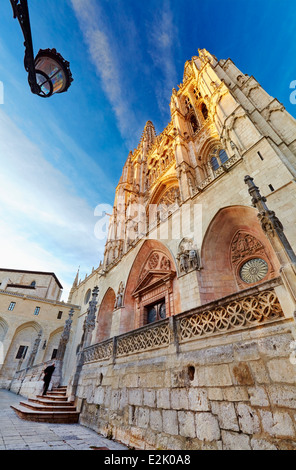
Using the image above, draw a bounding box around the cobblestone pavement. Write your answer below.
[0,390,128,451]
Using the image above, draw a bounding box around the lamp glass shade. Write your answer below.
[34,49,73,97]
[35,56,66,95]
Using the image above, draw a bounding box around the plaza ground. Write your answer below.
[0,389,128,451]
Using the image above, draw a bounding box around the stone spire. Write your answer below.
[141,120,156,156]
[67,267,80,303]
[245,175,296,305]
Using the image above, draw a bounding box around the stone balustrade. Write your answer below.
[83,278,284,365]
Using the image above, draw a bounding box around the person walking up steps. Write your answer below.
[42,362,55,396]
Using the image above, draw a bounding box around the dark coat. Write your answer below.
[43,364,55,383]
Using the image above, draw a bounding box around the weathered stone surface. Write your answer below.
[188,388,210,411]
[248,385,270,407]
[162,410,178,435]
[267,358,296,384]
[221,430,251,450]
[178,411,196,438]
[128,388,143,406]
[143,389,156,407]
[171,388,189,410]
[211,401,239,431]
[259,410,295,438]
[150,409,162,432]
[195,412,220,442]
[197,364,233,387]
[156,388,170,409]
[236,403,260,434]
[251,438,277,450]
[231,362,254,386]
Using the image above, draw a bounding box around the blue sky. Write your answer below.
[0,0,296,300]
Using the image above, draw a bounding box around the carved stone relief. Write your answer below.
[177,238,200,275]
[230,231,273,286]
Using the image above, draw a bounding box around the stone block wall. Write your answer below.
[74,283,296,450]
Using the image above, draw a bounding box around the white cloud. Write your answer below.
[70,0,141,146]
[147,0,179,116]
[0,109,106,300]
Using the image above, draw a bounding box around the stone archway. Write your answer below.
[95,288,116,343]
[0,318,9,368]
[199,205,280,304]
[122,240,181,333]
[1,321,42,381]
[43,327,64,362]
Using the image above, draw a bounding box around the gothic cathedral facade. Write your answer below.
[68,48,296,353]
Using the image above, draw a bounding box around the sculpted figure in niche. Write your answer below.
[115,282,125,309]
[179,250,189,273]
[177,238,200,274]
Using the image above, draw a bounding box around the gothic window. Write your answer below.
[34,307,40,316]
[211,156,219,171]
[190,114,199,133]
[219,149,228,164]
[209,147,229,171]
[16,345,28,359]
[146,299,166,324]
[84,289,91,305]
[230,230,274,288]
[193,88,201,99]
[201,103,208,120]
[239,258,268,284]
[184,97,192,113]
[51,348,58,360]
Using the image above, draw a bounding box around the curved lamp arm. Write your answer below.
[10,0,40,94]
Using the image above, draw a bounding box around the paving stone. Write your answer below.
[0,389,128,451]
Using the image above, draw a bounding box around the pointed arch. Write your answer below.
[95,287,116,343]
[43,327,64,362]
[199,205,280,304]
[1,321,42,379]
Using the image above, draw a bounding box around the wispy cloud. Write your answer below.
[0,109,106,299]
[147,0,179,117]
[70,0,142,147]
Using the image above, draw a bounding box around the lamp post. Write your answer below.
[10,0,73,97]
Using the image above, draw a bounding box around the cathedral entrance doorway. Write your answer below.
[121,240,181,333]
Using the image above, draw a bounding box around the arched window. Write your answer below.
[209,147,229,172]
[219,149,228,164]
[184,97,192,113]
[210,156,219,171]
[201,103,208,120]
[190,114,199,133]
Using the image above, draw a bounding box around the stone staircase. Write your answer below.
[11,386,80,423]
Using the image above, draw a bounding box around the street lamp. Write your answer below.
[10,0,73,97]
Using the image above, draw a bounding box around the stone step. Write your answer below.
[11,404,80,424]
[21,401,77,413]
[36,394,69,401]
[29,397,75,407]
[46,390,67,396]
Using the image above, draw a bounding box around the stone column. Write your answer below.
[56,308,74,361]
[26,329,42,368]
[244,175,296,305]
[82,286,99,349]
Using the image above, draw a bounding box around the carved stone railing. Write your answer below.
[83,339,113,363]
[116,321,171,357]
[177,288,283,342]
[81,279,285,365]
